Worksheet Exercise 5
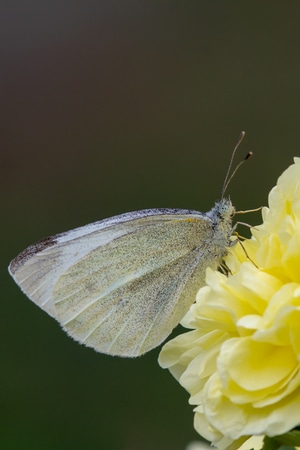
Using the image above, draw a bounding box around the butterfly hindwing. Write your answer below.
[9,209,218,356]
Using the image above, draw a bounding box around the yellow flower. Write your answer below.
[159,158,300,449]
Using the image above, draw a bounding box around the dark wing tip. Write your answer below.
[9,235,57,275]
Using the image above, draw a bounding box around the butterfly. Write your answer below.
[8,133,248,357]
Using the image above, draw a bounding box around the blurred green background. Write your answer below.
[2,2,300,450]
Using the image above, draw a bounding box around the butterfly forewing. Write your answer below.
[9,209,222,356]
[9,210,186,316]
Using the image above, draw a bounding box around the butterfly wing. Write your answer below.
[9,209,219,357]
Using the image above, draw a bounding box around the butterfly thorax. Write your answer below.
[205,197,235,257]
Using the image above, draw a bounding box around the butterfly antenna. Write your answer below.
[221,131,252,198]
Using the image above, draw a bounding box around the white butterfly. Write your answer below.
[9,133,248,357]
[8,200,234,357]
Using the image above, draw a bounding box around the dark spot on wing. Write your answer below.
[9,236,57,274]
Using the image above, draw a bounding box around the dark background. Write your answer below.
[2,2,300,450]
